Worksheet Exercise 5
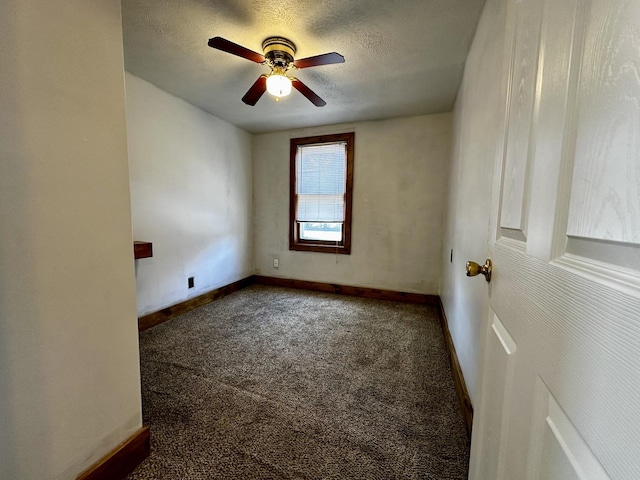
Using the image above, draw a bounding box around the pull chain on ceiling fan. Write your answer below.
[207,36,345,107]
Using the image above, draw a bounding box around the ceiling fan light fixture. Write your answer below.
[208,35,343,106]
[266,73,292,98]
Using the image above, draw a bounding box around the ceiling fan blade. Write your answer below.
[208,36,265,63]
[293,52,345,69]
[292,79,326,107]
[242,76,267,106]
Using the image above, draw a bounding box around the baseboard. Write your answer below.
[437,298,473,438]
[77,426,150,480]
[138,276,253,331]
[253,275,438,305]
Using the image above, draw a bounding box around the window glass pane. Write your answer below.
[296,142,346,222]
[300,222,343,242]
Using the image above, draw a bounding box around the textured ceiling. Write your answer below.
[122,0,486,133]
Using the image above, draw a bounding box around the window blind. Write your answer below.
[295,142,347,222]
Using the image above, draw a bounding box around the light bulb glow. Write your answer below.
[266,74,292,97]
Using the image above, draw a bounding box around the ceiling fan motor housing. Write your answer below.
[262,37,296,67]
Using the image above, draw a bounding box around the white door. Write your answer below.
[468,0,640,479]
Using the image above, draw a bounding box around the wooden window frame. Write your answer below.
[289,132,354,254]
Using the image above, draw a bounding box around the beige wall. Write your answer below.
[0,1,142,478]
[125,73,254,316]
[253,114,451,294]
[440,0,507,404]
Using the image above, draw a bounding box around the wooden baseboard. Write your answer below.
[77,426,150,480]
[138,276,253,331]
[253,275,438,305]
[437,298,473,438]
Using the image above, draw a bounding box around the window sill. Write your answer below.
[289,243,351,255]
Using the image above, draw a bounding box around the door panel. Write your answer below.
[499,0,543,238]
[471,0,640,478]
[562,0,640,288]
[469,312,518,480]
[528,379,611,480]
[566,0,640,244]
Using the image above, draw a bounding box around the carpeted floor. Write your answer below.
[127,285,469,479]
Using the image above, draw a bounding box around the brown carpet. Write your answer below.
[128,285,469,479]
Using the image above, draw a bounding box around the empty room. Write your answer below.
[1,0,639,479]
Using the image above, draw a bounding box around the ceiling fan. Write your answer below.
[207,36,345,107]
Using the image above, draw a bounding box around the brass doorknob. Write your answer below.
[466,259,492,282]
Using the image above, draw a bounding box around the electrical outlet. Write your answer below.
[273,258,279,269]
[188,277,194,288]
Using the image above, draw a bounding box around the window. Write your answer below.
[290,133,354,254]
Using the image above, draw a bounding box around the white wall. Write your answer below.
[440,0,507,404]
[0,1,142,478]
[254,114,451,294]
[125,73,253,316]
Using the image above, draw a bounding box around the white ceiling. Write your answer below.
[121,0,486,133]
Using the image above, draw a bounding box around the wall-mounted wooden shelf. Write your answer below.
[134,241,153,259]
